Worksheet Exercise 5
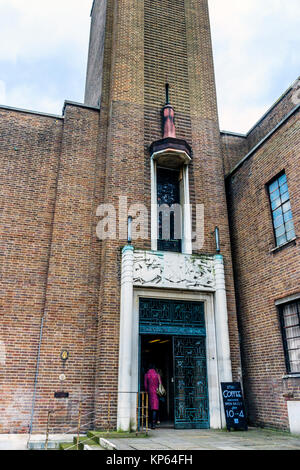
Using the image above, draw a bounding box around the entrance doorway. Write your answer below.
[140,335,174,427]
[139,297,210,429]
[140,333,209,429]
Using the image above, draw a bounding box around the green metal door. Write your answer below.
[139,298,209,429]
[173,336,209,429]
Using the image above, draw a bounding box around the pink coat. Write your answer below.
[144,369,161,410]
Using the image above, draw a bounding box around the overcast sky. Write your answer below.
[0,0,299,133]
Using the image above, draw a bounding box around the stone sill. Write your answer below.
[270,237,297,254]
[283,374,300,380]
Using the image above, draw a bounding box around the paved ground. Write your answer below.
[105,427,300,451]
[1,428,299,450]
[0,434,77,450]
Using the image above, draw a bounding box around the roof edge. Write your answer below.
[0,103,63,120]
[245,77,299,137]
[221,76,299,138]
[220,130,247,138]
[62,100,100,116]
[90,0,96,17]
[225,104,300,179]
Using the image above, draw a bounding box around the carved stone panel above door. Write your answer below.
[133,250,215,291]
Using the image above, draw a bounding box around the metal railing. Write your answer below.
[137,392,149,434]
[40,391,149,450]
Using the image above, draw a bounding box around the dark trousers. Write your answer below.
[150,410,157,428]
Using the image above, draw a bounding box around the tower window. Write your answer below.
[157,167,182,253]
[268,173,296,247]
[279,300,300,373]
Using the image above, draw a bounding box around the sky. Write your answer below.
[0,0,299,134]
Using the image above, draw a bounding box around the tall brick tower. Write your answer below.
[84,0,241,431]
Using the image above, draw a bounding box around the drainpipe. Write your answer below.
[28,313,45,439]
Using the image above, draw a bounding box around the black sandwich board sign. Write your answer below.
[221,382,248,431]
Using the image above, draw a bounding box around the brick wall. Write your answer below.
[184,0,241,378]
[88,0,242,428]
[0,108,63,432]
[85,0,108,107]
[30,103,101,433]
[246,86,298,151]
[93,0,146,428]
[226,109,300,429]
[221,132,249,176]
[0,103,103,433]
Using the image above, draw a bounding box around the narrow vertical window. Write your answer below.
[157,167,182,252]
[280,301,300,373]
[268,173,295,247]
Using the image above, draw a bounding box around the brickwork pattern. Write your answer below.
[94,0,145,429]
[30,104,101,433]
[184,0,241,378]
[84,0,108,107]
[221,133,249,176]
[226,111,300,429]
[0,109,63,432]
[92,0,242,427]
[246,87,297,151]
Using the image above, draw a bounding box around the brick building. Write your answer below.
[0,0,299,435]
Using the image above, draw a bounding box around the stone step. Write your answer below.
[59,442,76,451]
[83,444,105,451]
[87,430,148,441]
[73,437,101,450]
[59,430,149,450]
[59,437,102,451]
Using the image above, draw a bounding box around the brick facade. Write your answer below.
[0,0,298,434]
[0,103,102,433]
[0,108,63,432]
[226,102,300,430]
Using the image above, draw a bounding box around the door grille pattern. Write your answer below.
[139,298,205,332]
[139,299,209,428]
[174,336,209,429]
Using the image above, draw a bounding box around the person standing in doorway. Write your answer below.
[156,368,165,425]
[144,364,161,429]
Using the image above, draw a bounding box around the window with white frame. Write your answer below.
[279,300,300,373]
[157,167,182,253]
[268,172,296,247]
[151,159,192,254]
